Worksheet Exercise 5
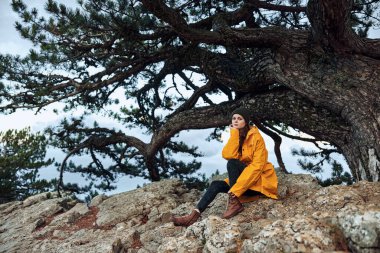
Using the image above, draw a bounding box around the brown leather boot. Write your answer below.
[222,192,244,219]
[171,209,201,227]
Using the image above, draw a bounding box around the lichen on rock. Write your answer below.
[0,173,379,253]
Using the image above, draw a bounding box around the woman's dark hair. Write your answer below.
[238,125,250,155]
[231,107,251,155]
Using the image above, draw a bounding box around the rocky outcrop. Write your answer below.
[0,171,379,253]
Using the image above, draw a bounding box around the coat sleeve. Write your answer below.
[222,128,240,160]
[229,134,267,197]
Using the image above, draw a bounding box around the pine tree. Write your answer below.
[292,147,355,186]
[0,128,54,203]
[0,0,379,190]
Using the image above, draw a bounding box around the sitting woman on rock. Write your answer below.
[172,107,278,226]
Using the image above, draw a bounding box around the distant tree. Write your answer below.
[0,128,54,203]
[0,0,379,194]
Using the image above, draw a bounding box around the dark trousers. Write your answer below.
[196,159,261,212]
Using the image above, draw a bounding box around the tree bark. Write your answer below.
[176,39,380,181]
[145,156,160,181]
[136,39,380,181]
[89,0,380,182]
[4,0,380,182]
[299,0,380,180]
[280,52,380,181]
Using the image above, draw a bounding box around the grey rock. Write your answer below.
[89,194,108,207]
[22,192,55,207]
[241,217,348,253]
[0,176,379,253]
[335,207,380,253]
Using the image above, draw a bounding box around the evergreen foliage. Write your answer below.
[0,0,379,194]
[292,147,355,186]
[0,128,54,203]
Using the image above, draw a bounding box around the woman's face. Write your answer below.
[231,114,246,129]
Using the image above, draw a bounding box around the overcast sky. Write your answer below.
[2,1,376,196]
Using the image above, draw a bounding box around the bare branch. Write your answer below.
[246,0,307,13]
[140,0,308,48]
[252,117,289,174]
[262,122,318,143]
[176,72,214,108]
[57,146,81,197]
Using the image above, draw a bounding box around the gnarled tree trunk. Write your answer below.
[3,0,379,183]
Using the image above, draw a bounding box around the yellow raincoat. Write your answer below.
[222,126,278,202]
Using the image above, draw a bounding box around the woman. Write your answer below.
[171,107,278,227]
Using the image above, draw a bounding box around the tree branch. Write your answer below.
[307,0,380,59]
[246,0,307,13]
[251,116,289,174]
[140,0,308,48]
[1,48,174,111]
[262,122,319,143]
[176,72,214,109]
[147,89,350,161]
